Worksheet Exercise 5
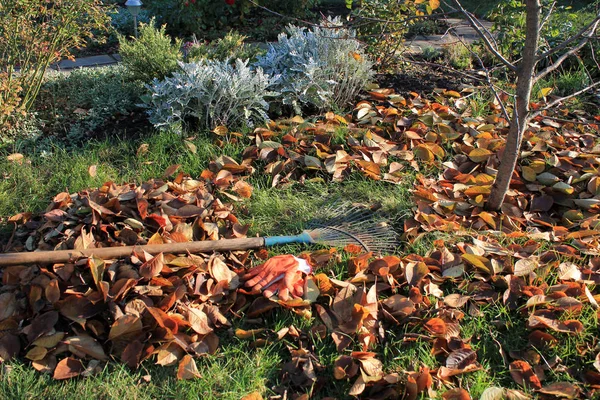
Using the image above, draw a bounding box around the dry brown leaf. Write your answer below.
[53,357,85,380]
[442,388,471,400]
[509,360,542,389]
[177,355,201,380]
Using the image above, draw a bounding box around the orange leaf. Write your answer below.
[177,355,201,380]
[424,318,447,336]
[509,360,542,389]
[53,357,85,380]
[233,180,253,198]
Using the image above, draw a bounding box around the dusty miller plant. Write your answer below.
[143,59,278,131]
[254,17,375,114]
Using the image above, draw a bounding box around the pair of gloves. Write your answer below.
[242,254,312,301]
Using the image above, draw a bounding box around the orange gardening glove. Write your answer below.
[243,254,312,301]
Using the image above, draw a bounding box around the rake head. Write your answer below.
[303,202,399,255]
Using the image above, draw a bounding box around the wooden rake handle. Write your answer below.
[0,237,266,267]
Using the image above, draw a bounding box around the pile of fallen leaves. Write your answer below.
[0,167,261,380]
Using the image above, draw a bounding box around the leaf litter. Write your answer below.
[1,87,600,398]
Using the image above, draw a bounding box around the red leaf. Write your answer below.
[139,253,165,279]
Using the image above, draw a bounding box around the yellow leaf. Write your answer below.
[184,141,197,154]
[464,185,491,197]
[461,254,491,274]
[530,160,546,173]
[521,166,537,182]
[478,211,496,229]
[468,148,493,163]
[430,0,440,10]
[213,125,228,136]
[25,346,48,361]
[414,145,435,163]
[539,87,553,97]
[6,153,23,163]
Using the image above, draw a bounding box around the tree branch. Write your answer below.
[451,0,517,71]
[539,1,556,31]
[537,13,600,60]
[445,29,512,121]
[531,81,600,115]
[534,26,599,82]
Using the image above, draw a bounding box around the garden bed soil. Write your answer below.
[375,61,482,96]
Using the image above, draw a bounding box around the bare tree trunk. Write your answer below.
[487,0,542,211]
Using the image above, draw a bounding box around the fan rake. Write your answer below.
[0,202,399,266]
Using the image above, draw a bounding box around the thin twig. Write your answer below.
[399,57,487,83]
[444,26,512,120]
[451,0,516,71]
[539,1,556,31]
[537,13,600,60]
[534,114,598,126]
[532,81,600,115]
[534,20,600,82]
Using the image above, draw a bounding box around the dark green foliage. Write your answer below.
[143,0,319,37]
[118,20,182,83]
[34,66,144,144]
[185,31,265,63]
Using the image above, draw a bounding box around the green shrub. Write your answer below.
[144,0,318,37]
[350,0,441,67]
[118,20,182,83]
[109,7,152,37]
[489,0,599,73]
[35,65,144,143]
[185,31,264,63]
[533,67,592,100]
[421,46,442,61]
[442,38,472,70]
[407,18,446,37]
[0,0,109,137]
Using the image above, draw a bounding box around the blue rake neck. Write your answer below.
[264,231,314,247]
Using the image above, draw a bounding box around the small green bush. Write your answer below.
[144,0,318,36]
[185,31,264,63]
[421,46,442,62]
[0,0,109,136]
[442,38,472,70]
[35,65,144,143]
[533,67,592,100]
[408,19,446,37]
[118,20,182,83]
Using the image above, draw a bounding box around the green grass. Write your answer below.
[0,344,279,400]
